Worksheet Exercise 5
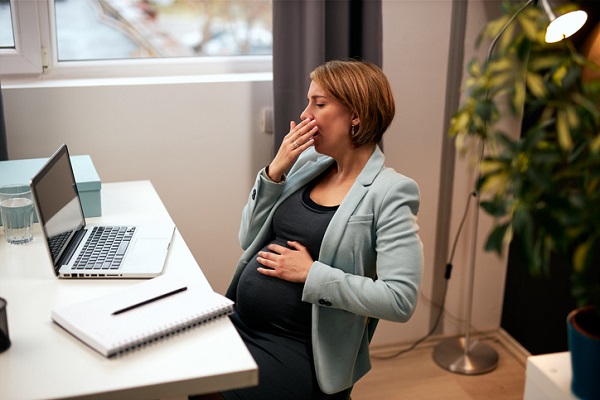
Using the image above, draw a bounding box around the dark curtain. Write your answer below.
[0,82,8,161]
[272,0,383,151]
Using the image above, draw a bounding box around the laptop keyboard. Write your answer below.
[72,226,136,270]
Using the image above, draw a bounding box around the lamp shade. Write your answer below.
[545,9,588,43]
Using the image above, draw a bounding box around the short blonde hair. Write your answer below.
[310,60,395,147]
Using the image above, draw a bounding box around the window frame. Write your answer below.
[1,0,272,80]
[0,0,43,76]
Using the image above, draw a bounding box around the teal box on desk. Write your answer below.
[0,155,102,225]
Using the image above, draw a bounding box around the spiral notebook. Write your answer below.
[51,274,234,357]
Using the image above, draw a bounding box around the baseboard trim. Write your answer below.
[496,327,531,365]
[369,328,531,367]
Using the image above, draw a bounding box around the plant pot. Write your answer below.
[567,306,600,400]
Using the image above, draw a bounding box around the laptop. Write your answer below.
[30,144,175,279]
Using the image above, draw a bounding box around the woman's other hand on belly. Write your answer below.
[256,241,314,283]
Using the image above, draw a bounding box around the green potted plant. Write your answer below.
[449,2,599,398]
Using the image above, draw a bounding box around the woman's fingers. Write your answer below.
[285,119,315,141]
[289,119,317,150]
[268,119,317,182]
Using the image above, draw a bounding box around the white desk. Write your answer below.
[524,352,576,400]
[0,181,257,400]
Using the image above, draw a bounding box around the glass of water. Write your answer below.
[0,184,34,245]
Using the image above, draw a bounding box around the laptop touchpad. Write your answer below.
[128,239,169,268]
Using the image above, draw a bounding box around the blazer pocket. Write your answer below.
[348,214,374,223]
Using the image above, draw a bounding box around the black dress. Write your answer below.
[222,178,349,400]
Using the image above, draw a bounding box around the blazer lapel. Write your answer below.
[318,146,386,266]
[283,158,333,198]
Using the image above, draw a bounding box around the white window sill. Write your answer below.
[2,71,273,89]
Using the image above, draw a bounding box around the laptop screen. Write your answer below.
[30,145,86,265]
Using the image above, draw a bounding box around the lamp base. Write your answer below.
[433,336,499,375]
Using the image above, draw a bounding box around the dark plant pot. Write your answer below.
[567,306,600,400]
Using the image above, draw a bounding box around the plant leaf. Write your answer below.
[485,222,510,255]
[481,199,508,218]
[479,160,505,175]
[573,239,593,273]
[528,55,562,71]
[518,12,538,41]
[526,72,547,98]
[591,134,600,153]
[480,172,509,196]
[556,109,573,151]
[552,64,568,87]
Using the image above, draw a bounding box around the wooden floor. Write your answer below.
[351,336,527,400]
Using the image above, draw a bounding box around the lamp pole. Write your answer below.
[432,141,499,375]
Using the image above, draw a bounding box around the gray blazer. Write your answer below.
[226,145,423,394]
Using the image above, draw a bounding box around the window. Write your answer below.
[0,0,15,48]
[0,0,43,75]
[1,0,272,78]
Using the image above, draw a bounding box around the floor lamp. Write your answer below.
[433,0,588,375]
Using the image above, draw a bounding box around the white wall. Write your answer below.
[3,76,274,297]
[378,0,453,345]
[2,1,508,348]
